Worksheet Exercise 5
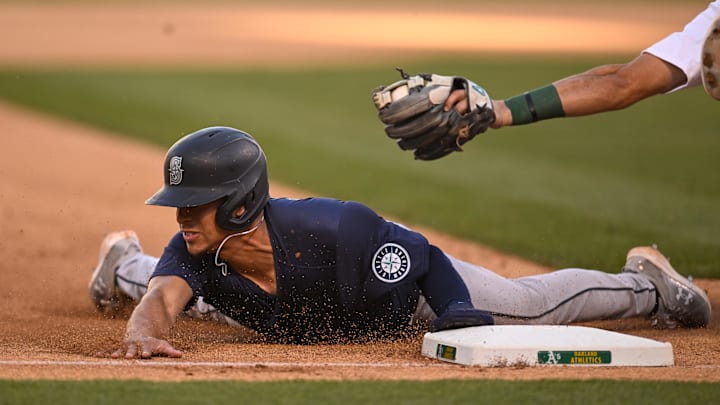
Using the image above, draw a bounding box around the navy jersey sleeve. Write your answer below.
[335,201,430,306]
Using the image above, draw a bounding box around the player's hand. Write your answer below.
[445,89,509,128]
[111,336,183,359]
[443,88,470,114]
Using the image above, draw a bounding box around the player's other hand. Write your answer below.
[445,89,508,128]
[110,336,183,359]
[443,88,471,114]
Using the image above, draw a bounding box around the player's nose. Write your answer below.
[176,207,193,223]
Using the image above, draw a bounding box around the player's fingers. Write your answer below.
[444,89,467,112]
[124,344,139,359]
[110,348,124,359]
[139,341,154,359]
[131,339,184,359]
[155,340,183,358]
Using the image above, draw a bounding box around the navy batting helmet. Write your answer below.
[145,126,269,231]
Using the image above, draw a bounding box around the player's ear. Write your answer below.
[233,205,247,218]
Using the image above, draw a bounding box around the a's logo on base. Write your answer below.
[436,344,457,361]
[537,350,612,365]
[372,243,410,283]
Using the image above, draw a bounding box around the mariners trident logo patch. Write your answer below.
[372,243,410,283]
[168,156,184,185]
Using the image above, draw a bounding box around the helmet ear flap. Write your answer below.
[216,191,251,231]
[215,168,269,231]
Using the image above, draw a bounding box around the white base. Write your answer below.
[422,325,673,367]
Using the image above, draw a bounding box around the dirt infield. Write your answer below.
[0,2,718,382]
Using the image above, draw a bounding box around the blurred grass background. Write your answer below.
[0,56,716,276]
[0,0,716,278]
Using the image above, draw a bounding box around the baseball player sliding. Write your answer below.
[372,1,719,160]
[89,126,710,359]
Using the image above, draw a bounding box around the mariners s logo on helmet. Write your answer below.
[372,243,411,283]
[168,156,184,185]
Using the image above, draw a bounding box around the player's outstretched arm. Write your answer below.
[111,275,192,359]
[551,53,686,116]
[444,53,686,129]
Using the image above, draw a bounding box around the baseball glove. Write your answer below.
[372,68,495,160]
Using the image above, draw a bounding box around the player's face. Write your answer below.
[175,199,228,256]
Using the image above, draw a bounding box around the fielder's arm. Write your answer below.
[549,53,686,115]
[444,53,686,128]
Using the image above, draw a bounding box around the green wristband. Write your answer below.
[505,84,565,125]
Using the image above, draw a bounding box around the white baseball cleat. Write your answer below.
[623,246,711,328]
[702,16,720,101]
[88,230,142,311]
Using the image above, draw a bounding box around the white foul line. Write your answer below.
[2,360,719,369]
[0,360,448,368]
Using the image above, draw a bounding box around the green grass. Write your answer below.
[0,57,717,277]
[2,379,719,404]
